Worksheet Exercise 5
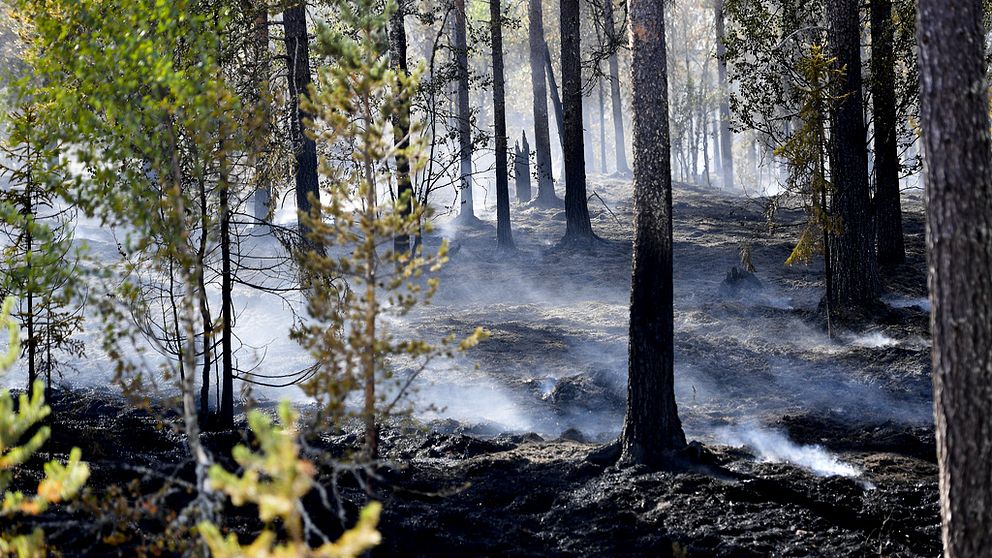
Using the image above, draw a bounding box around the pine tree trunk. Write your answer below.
[871,0,905,266]
[528,0,559,207]
[827,0,879,313]
[621,0,687,465]
[598,74,608,174]
[544,43,566,153]
[714,0,734,190]
[390,3,413,254]
[283,2,320,236]
[515,133,533,203]
[603,0,629,175]
[559,0,596,245]
[918,1,992,555]
[453,0,475,220]
[219,155,234,430]
[491,0,515,251]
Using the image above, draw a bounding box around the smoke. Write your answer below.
[715,423,863,479]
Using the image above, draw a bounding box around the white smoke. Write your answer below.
[716,424,863,479]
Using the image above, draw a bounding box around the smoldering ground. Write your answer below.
[5,175,939,556]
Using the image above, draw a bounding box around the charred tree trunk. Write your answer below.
[528,0,559,207]
[515,133,533,203]
[871,0,905,266]
[454,0,476,220]
[390,2,413,254]
[283,1,320,237]
[714,0,733,190]
[827,0,879,313]
[918,1,992,555]
[603,0,629,175]
[621,0,687,465]
[491,0,515,251]
[598,74,608,174]
[544,42,566,153]
[559,0,596,245]
[219,157,234,430]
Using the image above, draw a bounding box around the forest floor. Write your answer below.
[9,177,938,556]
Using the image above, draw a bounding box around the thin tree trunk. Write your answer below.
[252,5,272,228]
[598,74,608,174]
[918,1,992,555]
[544,42,566,153]
[827,0,879,313]
[491,0,515,251]
[603,0,629,175]
[621,0,687,466]
[219,152,233,429]
[714,0,733,190]
[515,133,533,203]
[25,160,34,390]
[283,1,320,236]
[528,0,559,207]
[871,0,905,266]
[453,0,476,220]
[559,0,596,245]
[390,2,413,254]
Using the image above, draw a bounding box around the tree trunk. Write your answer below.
[559,0,596,245]
[219,155,234,430]
[453,0,476,220]
[491,0,515,251]
[515,133,533,203]
[827,0,879,313]
[583,86,595,173]
[283,1,320,236]
[871,0,905,266]
[603,0,629,175]
[252,5,271,229]
[714,0,733,190]
[598,74,608,174]
[621,0,687,465]
[390,2,413,254]
[544,42,566,153]
[528,0,559,207]
[918,1,992,555]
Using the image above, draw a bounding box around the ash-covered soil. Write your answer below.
[6,178,939,556]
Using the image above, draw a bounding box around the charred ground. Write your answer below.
[6,181,938,556]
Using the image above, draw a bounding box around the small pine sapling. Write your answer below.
[292,0,487,460]
[772,45,845,336]
[0,297,90,556]
[198,401,382,558]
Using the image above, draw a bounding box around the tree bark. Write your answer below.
[283,1,320,236]
[528,0,559,207]
[918,1,992,555]
[491,0,515,251]
[453,0,476,220]
[621,0,687,465]
[559,0,596,245]
[515,133,532,203]
[390,2,413,254]
[603,0,629,175]
[598,73,608,174]
[870,0,905,266]
[544,42,566,153]
[219,154,234,430]
[827,0,879,312]
[714,0,733,190]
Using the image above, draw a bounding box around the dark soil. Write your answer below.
[3,387,938,557]
[4,182,940,556]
